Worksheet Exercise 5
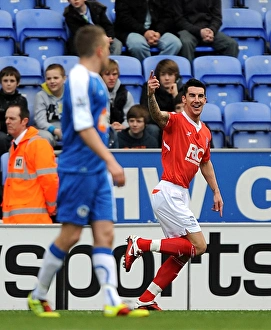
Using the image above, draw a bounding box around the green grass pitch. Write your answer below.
[0,310,270,330]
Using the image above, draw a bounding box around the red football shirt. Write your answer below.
[161,111,211,188]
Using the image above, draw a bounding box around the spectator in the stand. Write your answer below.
[141,59,183,146]
[173,90,185,113]
[2,103,58,224]
[173,0,239,62]
[118,104,159,149]
[64,0,122,55]
[101,59,134,132]
[0,66,28,157]
[34,64,66,147]
[114,0,182,62]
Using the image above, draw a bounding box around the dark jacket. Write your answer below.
[115,0,175,44]
[118,127,159,149]
[173,0,222,38]
[0,89,28,133]
[110,84,127,124]
[64,0,115,55]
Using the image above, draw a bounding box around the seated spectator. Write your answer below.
[141,59,183,146]
[114,0,182,62]
[173,90,185,113]
[34,64,66,147]
[118,104,159,148]
[0,66,28,158]
[2,103,58,224]
[101,59,134,132]
[173,0,239,62]
[64,0,122,55]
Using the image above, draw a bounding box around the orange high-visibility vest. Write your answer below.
[2,127,58,224]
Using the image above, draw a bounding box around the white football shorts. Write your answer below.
[151,180,202,238]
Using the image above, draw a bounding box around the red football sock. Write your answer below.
[137,238,152,251]
[160,237,195,257]
[139,256,188,303]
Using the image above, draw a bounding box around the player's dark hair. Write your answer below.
[183,78,206,95]
[75,25,106,57]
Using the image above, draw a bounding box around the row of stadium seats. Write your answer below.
[1,7,271,67]
[202,102,271,149]
[1,54,271,122]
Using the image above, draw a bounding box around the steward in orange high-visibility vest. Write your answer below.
[2,126,58,224]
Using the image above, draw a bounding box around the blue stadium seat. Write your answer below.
[43,0,69,15]
[43,55,79,77]
[224,102,271,148]
[193,55,246,115]
[0,56,43,85]
[244,55,271,108]
[1,152,9,185]
[222,0,234,9]
[0,10,17,56]
[15,9,67,65]
[99,0,116,22]
[18,85,42,126]
[142,55,192,83]
[220,8,267,67]
[109,55,144,103]
[244,0,271,21]
[201,103,226,148]
[264,10,271,43]
[0,0,36,22]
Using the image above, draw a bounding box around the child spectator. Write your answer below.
[118,104,159,148]
[101,59,134,132]
[141,59,183,146]
[34,64,66,147]
[0,66,28,157]
[64,0,122,56]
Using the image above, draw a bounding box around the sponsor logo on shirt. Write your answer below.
[185,143,204,166]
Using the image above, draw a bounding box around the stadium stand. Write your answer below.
[264,10,271,45]
[0,0,36,22]
[0,10,17,56]
[201,103,226,148]
[142,55,192,83]
[244,0,271,21]
[15,9,67,65]
[244,55,271,108]
[193,55,246,115]
[99,0,116,23]
[42,0,69,15]
[224,102,271,148]
[220,8,267,67]
[43,55,79,77]
[109,55,145,103]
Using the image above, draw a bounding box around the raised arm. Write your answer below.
[147,71,169,129]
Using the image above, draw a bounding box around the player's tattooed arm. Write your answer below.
[147,70,169,128]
